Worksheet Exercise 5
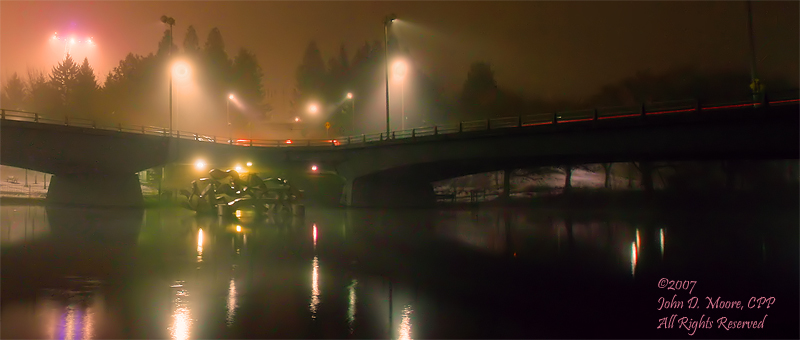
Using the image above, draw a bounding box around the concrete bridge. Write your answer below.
[2,97,798,207]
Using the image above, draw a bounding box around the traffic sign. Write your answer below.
[325,122,331,129]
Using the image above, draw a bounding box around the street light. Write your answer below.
[50,32,95,59]
[308,103,319,114]
[161,15,176,136]
[346,92,355,134]
[392,60,408,130]
[745,0,762,105]
[384,14,397,137]
[172,61,190,133]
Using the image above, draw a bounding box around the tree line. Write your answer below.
[1,25,267,132]
[3,27,797,136]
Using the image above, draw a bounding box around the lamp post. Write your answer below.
[347,92,355,134]
[393,61,408,130]
[161,15,176,135]
[745,0,760,105]
[227,94,234,143]
[384,14,397,137]
[172,62,189,133]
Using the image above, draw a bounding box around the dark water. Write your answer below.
[1,204,797,339]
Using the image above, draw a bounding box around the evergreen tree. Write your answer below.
[459,62,498,120]
[203,27,233,115]
[26,69,61,114]
[74,57,100,119]
[1,72,27,110]
[204,27,231,73]
[232,48,267,119]
[338,44,350,76]
[157,29,178,57]
[49,54,80,110]
[183,25,200,56]
[292,41,327,115]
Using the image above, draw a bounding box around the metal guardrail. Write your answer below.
[2,93,798,149]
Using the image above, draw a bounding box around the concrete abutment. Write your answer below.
[345,173,436,208]
[46,173,144,208]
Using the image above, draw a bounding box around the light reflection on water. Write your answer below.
[196,228,204,262]
[347,279,358,333]
[35,284,102,340]
[310,256,320,318]
[226,278,237,327]
[398,305,413,340]
[0,205,50,245]
[169,286,192,340]
[631,242,638,277]
[1,205,795,339]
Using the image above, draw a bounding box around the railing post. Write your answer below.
[552,112,557,124]
[640,103,646,117]
[347,136,351,144]
[458,122,463,133]
[363,134,366,143]
[412,129,415,138]
[518,116,522,127]
[380,133,383,141]
[177,131,180,139]
[92,121,96,128]
[1,109,5,120]
[35,113,39,123]
[65,116,69,126]
[250,139,253,147]
[434,126,438,136]
[593,109,598,121]
[392,131,395,139]
[119,123,123,132]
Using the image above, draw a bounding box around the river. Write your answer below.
[1,205,797,339]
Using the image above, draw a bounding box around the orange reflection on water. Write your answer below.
[64,305,76,340]
[197,229,204,262]
[226,278,237,327]
[169,288,192,340]
[398,305,414,340]
[312,224,317,247]
[309,256,320,318]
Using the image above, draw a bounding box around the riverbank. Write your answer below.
[439,187,800,212]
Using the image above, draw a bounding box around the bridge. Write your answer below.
[2,94,798,207]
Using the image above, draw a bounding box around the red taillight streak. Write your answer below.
[521,122,553,127]
[646,108,696,115]
[597,113,641,120]
[703,103,755,110]
[769,99,800,104]
[558,118,594,123]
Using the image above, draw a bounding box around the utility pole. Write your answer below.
[745,1,761,104]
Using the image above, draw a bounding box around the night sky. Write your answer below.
[2,1,798,102]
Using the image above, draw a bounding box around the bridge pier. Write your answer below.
[46,173,144,208]
[345,174,436,208]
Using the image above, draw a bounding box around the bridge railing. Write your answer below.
[2,91,798,148]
